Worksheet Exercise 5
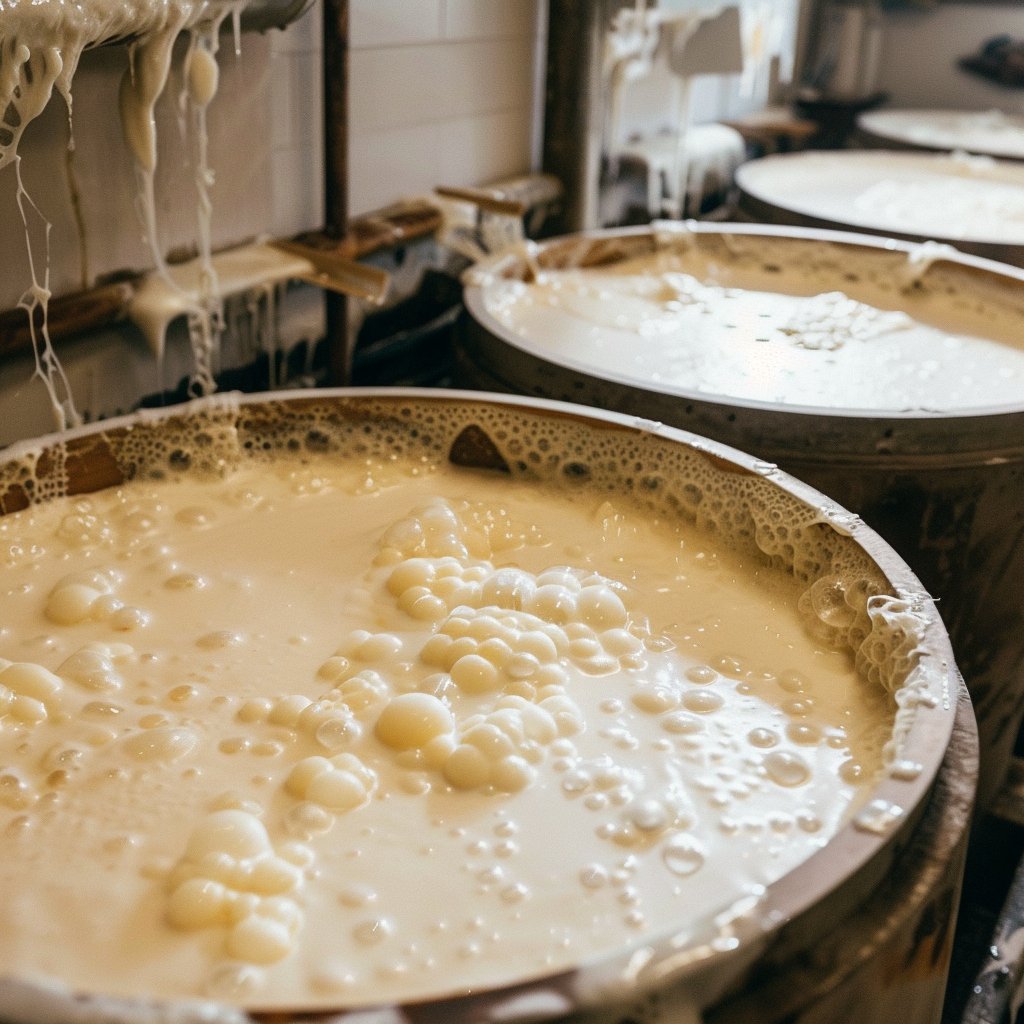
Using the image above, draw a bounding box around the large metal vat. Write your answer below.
[735,151,1024,268]
[0,389,973,1024]
[856,109,1024,161]
[457,225,1024,808]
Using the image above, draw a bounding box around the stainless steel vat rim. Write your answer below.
[463,221,1024,430]
[735,151,1024,248]
[0,387,962,1020]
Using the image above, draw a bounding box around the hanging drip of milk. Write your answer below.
[665,6,743,218]
[119,5,240,398]
[180,18,229,395]
[13,155,80,430]
[1,38,82,429]
[1,0,262,430]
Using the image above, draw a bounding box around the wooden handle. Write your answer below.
[269,239,390,305]
[0,197,445,358]
[435,185,527,218]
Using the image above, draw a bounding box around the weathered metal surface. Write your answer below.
[542,0,628,233]
[237,0,316,34]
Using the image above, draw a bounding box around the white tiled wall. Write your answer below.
[0,0,545,314]
[348,0,545,216]
[269,6,325,237]
[0,28,312,313]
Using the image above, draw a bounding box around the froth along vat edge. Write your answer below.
[457,223,1024,809]
[0,389,973,1024]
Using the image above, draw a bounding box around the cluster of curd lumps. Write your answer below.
[165,702,380,963]
[166,808,312,965]
[223,499,663,799]
[0,639,133,732]
[44,568,150,631]
[0,659,66,730]
[776,290,914,352]
[362,499,669,793]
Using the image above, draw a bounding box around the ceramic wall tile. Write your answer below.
[350,0,444,49]
[350,105,532,215]
[444,0,539,42]
[350,36,535,135]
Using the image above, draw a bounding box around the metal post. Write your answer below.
[542,0,630,234]
[322,0,349,384]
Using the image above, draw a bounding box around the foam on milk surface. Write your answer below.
[482,248,1024,411]
[0,453,894,1007]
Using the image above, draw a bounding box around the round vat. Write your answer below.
[857,109,1024,161]
[735,150,1024,267]
[0,389,971,1024]
[458,225,1024,806]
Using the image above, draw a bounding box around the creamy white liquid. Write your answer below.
[853,174,1024,243]
[0,453,893,1008]
[860,109,1024,161]
[737,151,1024,245]
[482,248,1024,411]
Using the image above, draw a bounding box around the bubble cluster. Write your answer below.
[239,671,385,752]
[44,568,148,631]
[285,754,377,811]
[0,659,65,727]
[166,810,306,964]
[57,641,133,693]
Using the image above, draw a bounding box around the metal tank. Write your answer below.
[735,152,1024,269]
[0,389,973,1024]
[456,224,1024,809]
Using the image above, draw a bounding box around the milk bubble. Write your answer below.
[763,751,812,787]
[662,835,706,876]
[748,728,778,748]
[123,727,197,763]
[353,919,393,946]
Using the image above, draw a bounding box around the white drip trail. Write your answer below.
[126,13,225,398]
[13,155,80,430]
[175,2,247,395]
[184,26,223,394]
[2,0,253,411]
